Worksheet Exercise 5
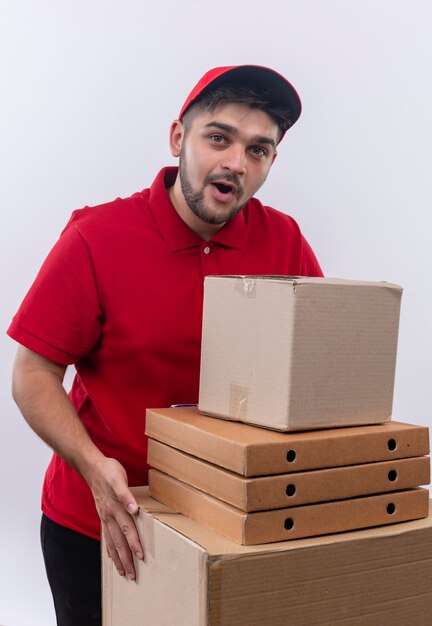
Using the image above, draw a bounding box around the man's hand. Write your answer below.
[86,456,144,580]
[12,346,144,580]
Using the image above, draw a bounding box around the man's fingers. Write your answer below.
[90,457,144,576]
[106,516,140,580]
[104,524,125,577]
[118,509,144,561]
[127,501,139,515]
[108,470,144,558]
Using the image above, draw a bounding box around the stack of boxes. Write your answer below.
[147,276,430,543]
[103,276,432,625]
[147,410,430,544]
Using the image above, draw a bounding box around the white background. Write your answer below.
[1,1,431,624]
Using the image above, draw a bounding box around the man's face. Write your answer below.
[173,103,279,228]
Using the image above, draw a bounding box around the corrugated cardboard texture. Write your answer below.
[206,527,432,625]
[146,407,430,476]
[103,488,432,625]
[102,506,208,626]
[199,276,402,430]
[148,439,431,510]
[149,469,429,545]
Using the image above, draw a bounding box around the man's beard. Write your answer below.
[178,152,246,226]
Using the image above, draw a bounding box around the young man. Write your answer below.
[8,65,322,626]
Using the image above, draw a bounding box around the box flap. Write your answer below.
[204,275,403,290]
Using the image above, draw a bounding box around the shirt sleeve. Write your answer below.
[7,222,103,365]
[300,235,324,277]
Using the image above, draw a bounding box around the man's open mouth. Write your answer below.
[212,182,235,195]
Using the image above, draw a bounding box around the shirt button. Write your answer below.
[203,246,211,255]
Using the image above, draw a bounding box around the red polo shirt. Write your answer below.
[8,167,323,539]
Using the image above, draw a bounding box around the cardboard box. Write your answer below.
[199,276,402,431]
[103,487,432,625]
[149,470,429,544]
[145,407,430,476]
[148,439,430,511]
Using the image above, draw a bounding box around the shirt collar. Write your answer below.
[148,167,247,251]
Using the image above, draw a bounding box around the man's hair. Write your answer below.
[182,83,295,139]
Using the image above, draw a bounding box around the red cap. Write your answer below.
[178,64,302,137]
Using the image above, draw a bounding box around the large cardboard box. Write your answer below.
[148,439,430,511]
[149,469,429,544]
[103,487,432,625]
[145,407,429,476]
[199,276,402,431]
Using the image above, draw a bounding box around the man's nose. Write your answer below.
[221,145,246,174]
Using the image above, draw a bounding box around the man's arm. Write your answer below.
[11,345,144,580]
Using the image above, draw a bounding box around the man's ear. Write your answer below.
[169,119,184,157]
[272,150,278,165]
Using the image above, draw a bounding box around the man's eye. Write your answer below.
[250,146,267,157]
[210,135,226,144]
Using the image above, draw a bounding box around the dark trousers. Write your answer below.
[40,514,101,626]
